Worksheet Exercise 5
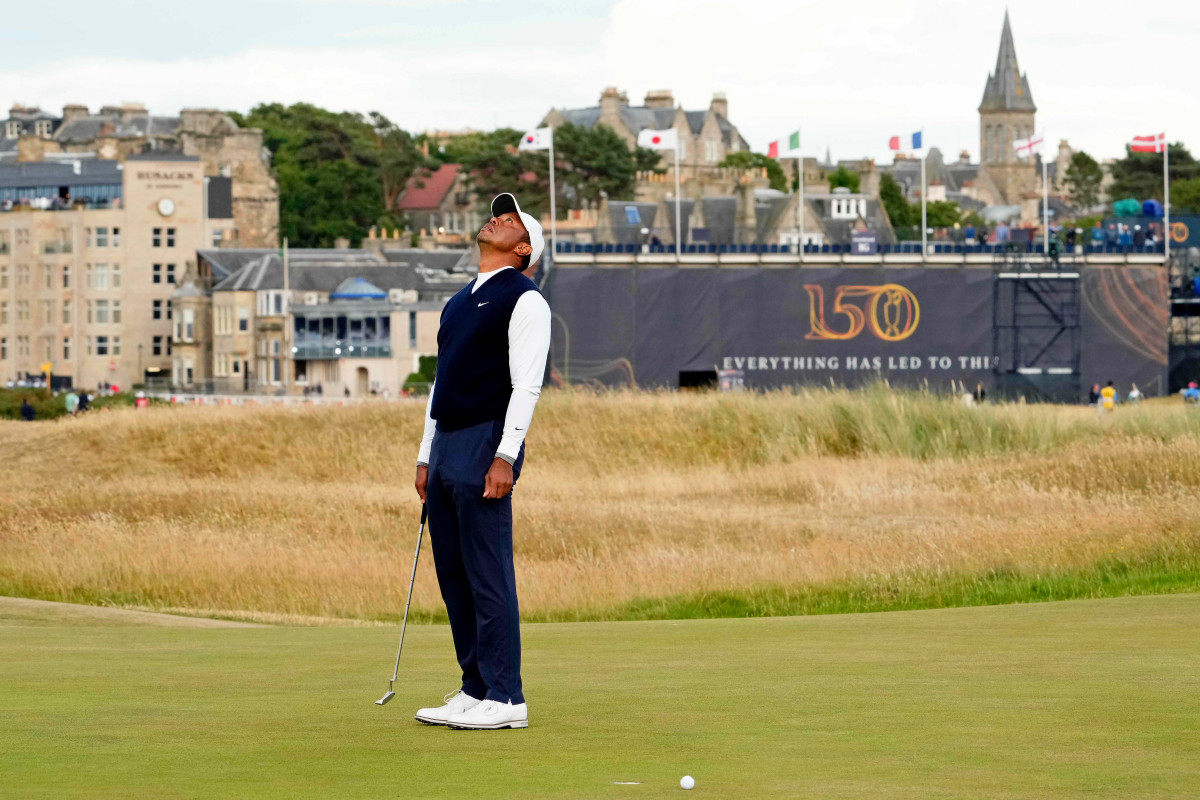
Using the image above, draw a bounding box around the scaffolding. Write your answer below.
[992,245,1081,402]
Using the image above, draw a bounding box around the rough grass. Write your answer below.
[1,387,1199,623]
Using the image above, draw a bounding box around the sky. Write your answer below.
[2,0,1195,164]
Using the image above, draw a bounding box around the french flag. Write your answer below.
[1129,133,1165,154]
[889,132,922,151]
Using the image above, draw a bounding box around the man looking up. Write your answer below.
[413,193,551,730]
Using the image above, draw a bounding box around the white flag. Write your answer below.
[518,127,552,151]
[1013,132,1044,159]
[636,128,678,151]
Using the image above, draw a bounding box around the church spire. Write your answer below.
[979,11,1036,113]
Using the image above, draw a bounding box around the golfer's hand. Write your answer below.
[415,465,429,503]
[483,458,513,499]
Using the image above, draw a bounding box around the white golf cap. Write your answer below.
[490,193,544,268]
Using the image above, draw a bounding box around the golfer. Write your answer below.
[412,193,551,730]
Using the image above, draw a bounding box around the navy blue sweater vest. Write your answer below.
[431,268,541,431]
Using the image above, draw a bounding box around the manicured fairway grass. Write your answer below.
[3,595,1199,799]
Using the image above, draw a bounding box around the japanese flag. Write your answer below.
[637,128,678,151]
[518,127,552,151]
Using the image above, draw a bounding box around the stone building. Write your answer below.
[395,163,481,245]
[0,103,278,248]
[179,247,475,396]
[0,154,216,390]
[973,12,1039,206]
[541,88,750,177]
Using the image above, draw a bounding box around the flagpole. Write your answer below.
[283,237,290,396]
[674,139,681,263]
[548,130,557,264]
[920,144,927,256]
[797,155,805,263]
[1164,134,1170,261]
[1042,157,1049,257]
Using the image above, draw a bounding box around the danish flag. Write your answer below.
[1129,133,1166,153]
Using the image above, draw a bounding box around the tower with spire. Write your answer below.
[976,12,1038,206]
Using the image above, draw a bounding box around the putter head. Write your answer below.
[375,691,396,706]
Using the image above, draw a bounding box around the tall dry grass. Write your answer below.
[2,388,1199,623]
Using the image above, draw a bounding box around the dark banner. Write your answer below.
[544,266,1167,399]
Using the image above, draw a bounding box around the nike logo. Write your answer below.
[478,301,490,307]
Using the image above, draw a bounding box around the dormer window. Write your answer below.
[34,120,52,136]
[4,121,19,139]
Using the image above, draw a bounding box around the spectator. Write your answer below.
[1128,383,1142,403]
[973,382,987,404]
[1088,383,1101,406]
[1119,225,1133,248]
[1065,227,1077,248]
[1133,225,1146,248]
[20,397,35,421]
[965,223,977,245]
[78,391,90,413]
[1105,224,1118,247]
[1091,222,1105,248]
[1184,382,1200,404]
[135,391,149,409]
[995,222,1011,244]
[64,390,79,416]
[1100,380,1118,412]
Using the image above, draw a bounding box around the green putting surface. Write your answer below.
[3,595,1199,799]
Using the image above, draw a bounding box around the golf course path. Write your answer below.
[0,596,265,627]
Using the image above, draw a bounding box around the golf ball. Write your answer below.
[680,775,695,790]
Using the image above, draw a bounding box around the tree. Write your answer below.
[634,146,664,173]
[231,103,426,247]
[436,127,547,217]
[1171,177,1200,214]
[1107,142,1199,207]
[925,200,964,228]
[553,123,639,208]
[827,166,861,193]
[1062,151,1103,210]
[880,172,916,237]
[717,151,789,192]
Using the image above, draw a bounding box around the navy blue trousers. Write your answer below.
[426,419,525,704]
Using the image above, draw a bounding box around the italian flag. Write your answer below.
[767,130,801,159]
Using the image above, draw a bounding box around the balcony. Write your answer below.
[292,341,392,360]
[41,241,72,255]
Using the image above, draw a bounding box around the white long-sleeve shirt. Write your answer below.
[416,266,551,466]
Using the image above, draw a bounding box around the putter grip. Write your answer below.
[420,503,428,525]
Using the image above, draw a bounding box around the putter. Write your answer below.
[376,503,428,706]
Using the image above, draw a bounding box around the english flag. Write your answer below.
[636,128,678,151]
[1013,132,1044,159]
[1130,133,1166,153]
[518,127,552,151]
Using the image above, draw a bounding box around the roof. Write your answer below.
[556,102,748,150]
[330,277,387,299]
[125,152,198,162]
[54,115,182,144]
[0,159,123,189]
[979,12,1036,113]
[397,164,461,210]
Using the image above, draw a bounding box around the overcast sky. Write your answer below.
[2,0,1194,164]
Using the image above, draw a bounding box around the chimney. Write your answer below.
[62,104,88,124]
[709,92,728,119]
[644,90,674,109]
[599,87,623,116]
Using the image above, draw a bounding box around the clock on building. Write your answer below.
[157,198,176,217]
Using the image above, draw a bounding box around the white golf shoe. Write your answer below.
[414,690,481,726]
[447,699,528,730]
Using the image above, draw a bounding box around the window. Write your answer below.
[17,300,29,322]
[43,336,52,361]
[212,229,223,246]
[86,336,92,356]
[63,300,70,325]
[62,264,70,288]
[16,229,28,245]
[238,307,249,332]
[112,300,121,325]
[63,337,70,361]
[18,335,30,356]
[96,227,108,248]
[4,121,18,138]
[112,336,121,356]
[0,265,6,288]
[233,359,239,374]
[152,228,162,247]
[35,120,52,136]
[153,335,163,356]
[86,300,93,324]
[184,359,193,385]
[41,300,54,323]
[183,308,194,341]
[295,360,307,383]
[705,140,719,162]
[167,264,176,284]
[95,299,109,324]
[153,264,162,284]
[94,264,109,290]
[44,266,54,289]
[112,227,121,247]
[167,338,172,356]
[0,337,6,360]
[153,300,163,320]
[167,228,176,247]
[272,356,281,384]
[112,264,121,288]
[17,264,29,286]
[95,336,109,356]
[409,311,417,349]
[86,228,93,248]
[0,301,6,324]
